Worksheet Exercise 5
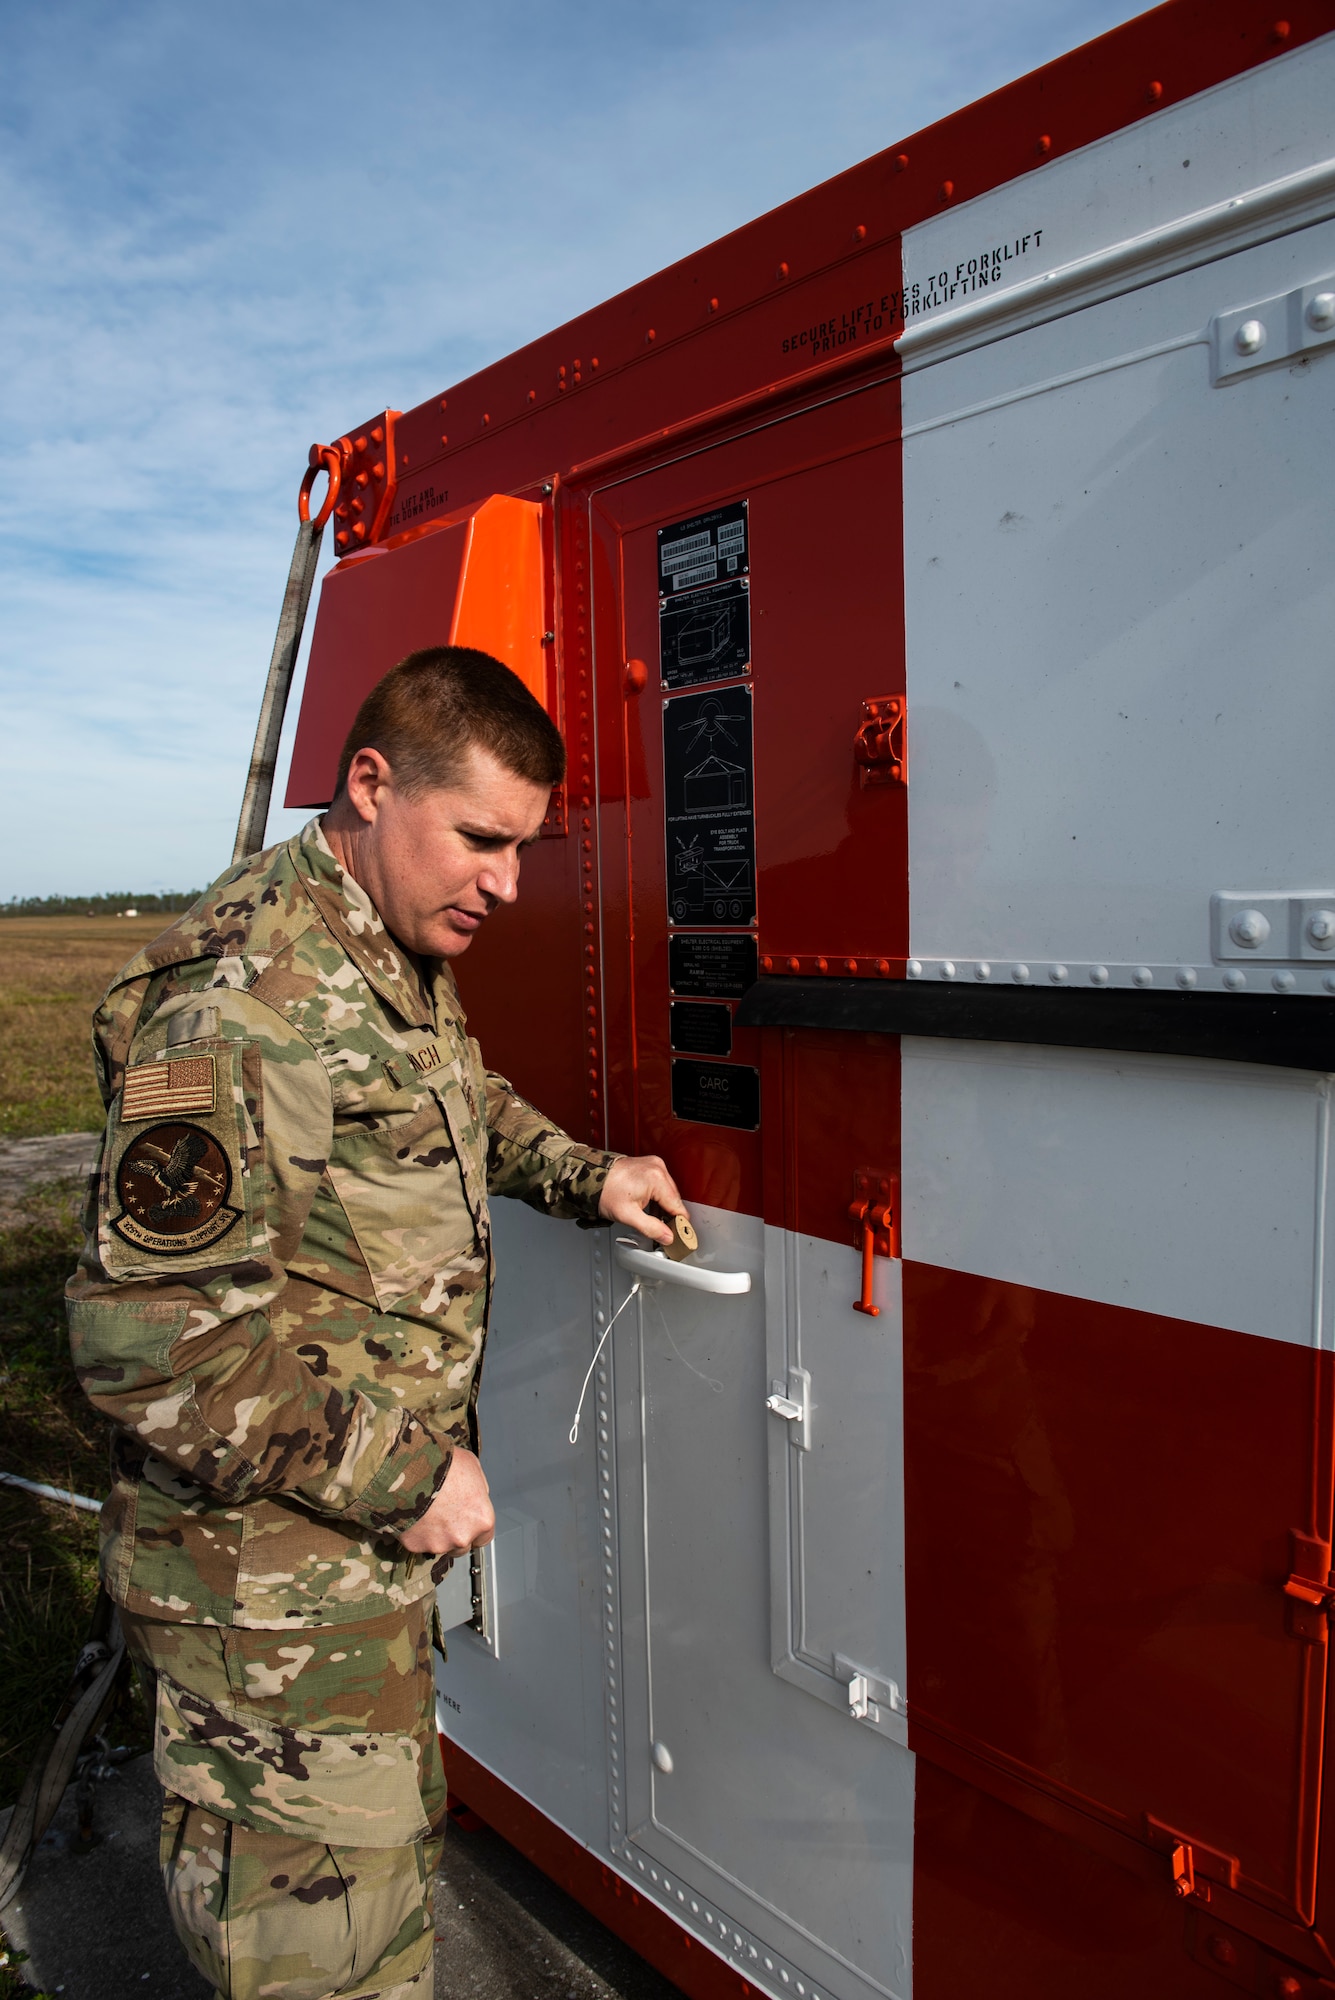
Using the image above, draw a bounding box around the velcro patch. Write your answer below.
[122,1055,215,1121]
[112,1121,240,1257]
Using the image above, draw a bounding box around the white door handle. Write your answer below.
[614,1238,752,1294]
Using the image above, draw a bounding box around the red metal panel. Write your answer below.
[758,1027,900,1253]
[912,1762,1264,2000]
[286,494,549,808]
[586,379,907,1205]
[902,1261,1332,1929]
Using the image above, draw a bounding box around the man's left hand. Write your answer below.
[599,1155,688,1248]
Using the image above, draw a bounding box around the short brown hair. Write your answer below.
[335,646,565,798]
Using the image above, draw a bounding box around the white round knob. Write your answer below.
[1307,909,1335,949]
[652,1740,674,1774]
[1234,318,1266,355]
[1229,908,1270,949]
[1307,292,1335,332]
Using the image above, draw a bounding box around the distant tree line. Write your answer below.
[0,891,203,918]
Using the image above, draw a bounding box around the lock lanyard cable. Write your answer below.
[569,1280,641,1445]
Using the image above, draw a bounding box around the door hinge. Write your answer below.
[1283,1530,1334,1640]
[853,696,905,788]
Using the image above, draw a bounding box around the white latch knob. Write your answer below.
[847,1674,872,1721]
[1307,292,1335,331]
[1228,908,1271,949]
[1308,911,1335,950]
[765,1371,810,1449]
[1234,318,1266,355]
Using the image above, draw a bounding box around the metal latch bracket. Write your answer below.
[765,1366,811,1450]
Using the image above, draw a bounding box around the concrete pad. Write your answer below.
[2,1759,682,2000]
[0,1135,99,1231]
[1,1754,209,1998]
[433,1812,681,2000]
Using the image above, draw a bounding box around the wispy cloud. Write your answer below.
[0,0,1127,896]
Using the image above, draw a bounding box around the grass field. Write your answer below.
[0,919,166,1812]
[0,916,166,1138]
[0,1177,145,1812]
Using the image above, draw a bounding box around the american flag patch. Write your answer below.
[121,1055,216,1122]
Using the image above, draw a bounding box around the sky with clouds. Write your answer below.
[0,0,1129,899]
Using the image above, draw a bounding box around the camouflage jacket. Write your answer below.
[67,818,615,1630]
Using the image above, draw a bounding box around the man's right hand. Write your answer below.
[399,1447,495,1556]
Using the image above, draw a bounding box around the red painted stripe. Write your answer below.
[441,1737,758,2000]
[903,1261,1335,1976]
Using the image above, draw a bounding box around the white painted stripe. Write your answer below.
[901,1038,1334,1347]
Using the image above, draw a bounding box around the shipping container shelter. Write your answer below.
[280,4,1335,1992]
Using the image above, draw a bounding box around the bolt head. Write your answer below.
[1307,910,1335,947]
[1229,907,1271,948]
[1308,292,1335,331]
[1235,318,1266,355]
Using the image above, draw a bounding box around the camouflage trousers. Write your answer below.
[121,1600,445,2000]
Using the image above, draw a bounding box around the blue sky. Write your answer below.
[0,0,1129,899]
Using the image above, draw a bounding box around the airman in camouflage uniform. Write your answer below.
[67,650,688,2000]
[67,809,624,1996]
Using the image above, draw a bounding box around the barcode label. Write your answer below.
[672,562,718,591]
[661,530,713,571]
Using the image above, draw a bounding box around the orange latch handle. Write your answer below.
[1170,1842,1196,1899]
[850,1198,880,1317]
[299,443,343,532]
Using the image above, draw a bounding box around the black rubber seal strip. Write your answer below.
[734,977,1335,1071]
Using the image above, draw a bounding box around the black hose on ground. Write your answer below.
[0,1587,128,1914]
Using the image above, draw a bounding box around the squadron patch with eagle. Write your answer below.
[111,1120,242,1255]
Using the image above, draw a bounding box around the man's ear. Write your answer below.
[343,747,393,824]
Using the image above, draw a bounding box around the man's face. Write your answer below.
[329,742,552,959]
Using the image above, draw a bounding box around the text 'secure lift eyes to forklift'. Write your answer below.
[252,4,1335,1994]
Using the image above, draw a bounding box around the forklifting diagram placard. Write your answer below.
[663,686,756,929]
[658,501,750,689]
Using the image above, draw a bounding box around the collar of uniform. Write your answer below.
[290,818,434,1031]
[430,957,468,1033]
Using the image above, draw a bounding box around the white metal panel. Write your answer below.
[434,1200,609,1852]
[900,36,1335,335]
[615,1203,914,2000]
[765,1225,908,1749]
[902,218,1335,982]
[901,1037,1334,1346]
